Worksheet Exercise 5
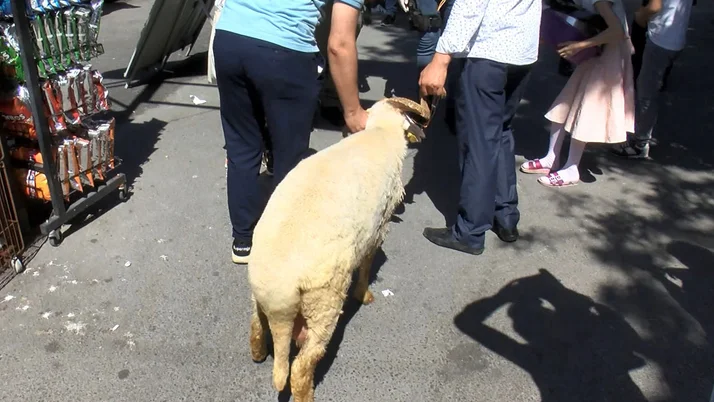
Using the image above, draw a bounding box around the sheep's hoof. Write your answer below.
[355,289,374,305]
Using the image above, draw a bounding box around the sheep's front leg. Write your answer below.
[249,297,269,362]
[353,248,376,305]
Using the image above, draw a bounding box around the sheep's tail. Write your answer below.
[269,315,294,391]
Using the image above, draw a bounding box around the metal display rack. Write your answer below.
[7,0,127,247]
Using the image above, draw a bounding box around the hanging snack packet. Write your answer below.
[0,85,34,126]
[30,17,54,77]
[27,0,44,14]
[73,67,89,114]
[98,118,114,170]
[57,143,71,197]
[74,7,91,61]
[53,10,71,69]
[0,22,24,82]
[57,74,81,125]
[91,69,109,111]
[66,68,85,118]
[16,168,52,201]
[41,80,66,132]
[63,8,81,63]
[88,0,103,56]
[80,64,95,114]
[41,13,62,72]
[64,138,82,192]
[74,137,94,187]
[86,126,104,180]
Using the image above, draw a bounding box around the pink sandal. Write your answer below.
[537,172,579,188]
[520,159,551,175]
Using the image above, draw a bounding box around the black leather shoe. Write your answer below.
[492,221,518,243]
[423,228,484,255]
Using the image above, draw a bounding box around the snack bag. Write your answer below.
[90,69,109,111]
[74,8,91,61]
[57,142,71,197]
[87,126,104,180]
[75,137,94,187]
[0,85,33,125]
[41,80,67,132]
[15,168,52,201]
[64,138,82,192]
[10,146,44,164]
[54,10,71,69]
[63,8,81,63]
[30,17,55,76]
[82,64,94,114]
[56,74,81,125]
[98,118,114,170]
[0,22,24,82]
[73,67,89,114]
[42,13,62,72]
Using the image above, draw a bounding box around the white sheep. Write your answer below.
[247,96,431,402]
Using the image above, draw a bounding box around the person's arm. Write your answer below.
[327,1,367,132]
[635,0,662,26]
[557,0,627,59]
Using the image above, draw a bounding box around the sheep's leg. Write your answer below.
[353,248,376,305]
[249,297,269,363]
[291,293,342,402]
[269,318,295,391]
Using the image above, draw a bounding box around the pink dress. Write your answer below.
[545,0,635,144]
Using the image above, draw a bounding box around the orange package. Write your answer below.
[14,168,52,201]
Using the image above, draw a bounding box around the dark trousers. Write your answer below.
[452,58,532,248]
[214,30,320,242]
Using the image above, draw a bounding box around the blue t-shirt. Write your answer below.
[216,0,364,53]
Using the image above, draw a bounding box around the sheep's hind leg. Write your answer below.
[290,292,341,402]
[353,248,376,305]
[249,297,269,363]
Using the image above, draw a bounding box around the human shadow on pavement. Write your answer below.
[540,8,714,397]
[454,269,649,402]
[277,247,388,402]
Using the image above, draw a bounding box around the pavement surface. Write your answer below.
[1,1,714,401]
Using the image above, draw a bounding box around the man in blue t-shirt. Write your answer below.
[214,0,366,264]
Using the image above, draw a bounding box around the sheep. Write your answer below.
[247,96,432,402]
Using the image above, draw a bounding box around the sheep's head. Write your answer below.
[367,96,433,144]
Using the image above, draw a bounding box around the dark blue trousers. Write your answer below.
[452,58,532,248]
[214,30,320,243]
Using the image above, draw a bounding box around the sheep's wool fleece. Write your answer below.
[248,109,408,312]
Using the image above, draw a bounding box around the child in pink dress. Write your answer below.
[520,0,634,187]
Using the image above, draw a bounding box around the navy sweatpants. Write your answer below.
[452,59,532,248]
[213,30,321,243]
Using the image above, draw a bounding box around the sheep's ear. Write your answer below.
[384,97,430,121]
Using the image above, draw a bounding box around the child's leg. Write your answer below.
[520,123,565,173]
[538,139,585,186]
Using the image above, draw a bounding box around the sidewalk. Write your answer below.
[0,1,712,401]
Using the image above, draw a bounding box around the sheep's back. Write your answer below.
[249,129,406,290]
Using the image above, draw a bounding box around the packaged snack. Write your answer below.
[54,10,71,69]
[63,8,81,63]
[41,14,62,71]
[0,85,33,125]
[74,7,91,61]
[64,138,82,192]
[27,0,44,14]
[74,137,94,187]
[98,118,114,170]
[41,80,67,132]
[88,0,103,55]
[56,74,81,125]
[11,146,44,164]
[16,168,52,201]
[57,143,71,197]
[90,69,108,111]
[82,64,94,114]
[30,17,54,77]
[0,22,24,82]
[87,126,104,180]
[73,67,88,114]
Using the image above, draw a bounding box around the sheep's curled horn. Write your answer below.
[382,96,435,143]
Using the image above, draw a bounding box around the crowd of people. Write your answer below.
[209,0,694,263]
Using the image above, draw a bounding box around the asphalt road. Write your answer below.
[1,1,713,401]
